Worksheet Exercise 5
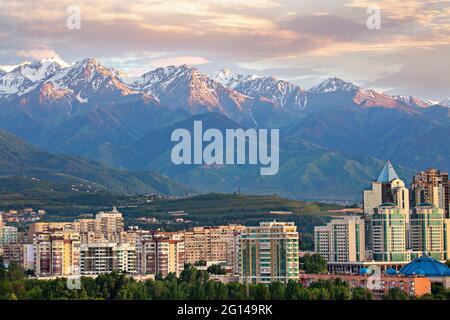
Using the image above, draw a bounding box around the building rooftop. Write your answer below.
[399,256,450,277]
[417,202,434,207]
[379,202,397,207]
[377,160,400,183]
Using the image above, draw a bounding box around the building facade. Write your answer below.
[0,226,18,245]
[33,231,81,276]
[239,221,299,284]
[79,242,137,275]
[363,161,409,217]
[371,204,409,262]
[137,233,185,277]
[314,216,365,263]
[410,204,450,260]
[183,225,244,266]
[411,168,450,217]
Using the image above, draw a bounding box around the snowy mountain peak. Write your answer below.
[213,69,307,111]
[393,95,433,108]
[132,64,210,99]
[0,57,69,96]
[309,77,359,94]
[46,58,137,98]
[214,68,260,89]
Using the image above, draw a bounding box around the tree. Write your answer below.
[249,284,270,300]
[207,264,226,275]
[301,254,327,274]
[383,288,408,300]
[194,260,206,267]
[352,288,373,300]
[227,282,247,300]
[268,282,286,300]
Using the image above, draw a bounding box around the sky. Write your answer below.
[0,0,449,101]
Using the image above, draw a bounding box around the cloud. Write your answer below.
[0,0,449,99]
[150,56,210,67]
[16,48,62,60]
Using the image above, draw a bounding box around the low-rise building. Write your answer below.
[299,273,431,297]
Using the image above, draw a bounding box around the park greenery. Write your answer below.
[301,254,328,274]
[0,261,363,300]
[1,259,448,301]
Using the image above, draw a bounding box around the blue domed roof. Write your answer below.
[399,256,450,277]
[385,268,398,275]
[359,268,371,275]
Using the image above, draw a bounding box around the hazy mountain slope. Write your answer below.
[88,113,413,200]
[0,129,190,195]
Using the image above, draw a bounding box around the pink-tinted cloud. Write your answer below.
[0,0,449,100]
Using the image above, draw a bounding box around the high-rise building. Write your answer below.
[314,216,365,263]
[79,242,137,275]
[363,161,409,218]
[115,243,137,273]
[371,204,409,262]
[445,220,450,261]
[183,225,245,266]
[411,168,450,217]
[1,243,23,267]
[28,222,80,242]
[410,203,450,260]
[363,161,410,256]
[0,226,18,245]
[33,231,81,276]
[80,243,116,275]
[137,233,185,277]
[239,221,299,284]
[77,207,125,243]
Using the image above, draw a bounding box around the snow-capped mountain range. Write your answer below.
[1,56,447,112]
[214,68,308,111]
[2,57,450,200]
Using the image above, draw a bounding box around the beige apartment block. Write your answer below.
[183,225,245,266]
[314,216,365,263]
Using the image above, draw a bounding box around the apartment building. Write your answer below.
[183,225,244,266]
[79,242,137,275]
[0,226,18,245]
[239,221,299,284]
[363,161,409,217]
[371,204,409,262]
[410,203,450,260]
[33,231,81,276]
[314,216,365,263]
[411,168,450,217]
[137,233,185,277]
[77,207,125,243]
[28,222,80,242]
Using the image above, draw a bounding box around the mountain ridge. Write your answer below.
[0,128,191,196]
[0,57,449,200]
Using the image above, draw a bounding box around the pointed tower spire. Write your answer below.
[377,160,399,183]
